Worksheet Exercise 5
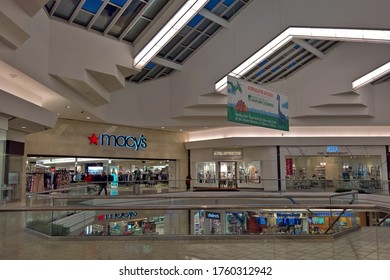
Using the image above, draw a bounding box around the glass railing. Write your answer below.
[22,178,390,198]
[2,190,390,259]
[22,191,364,236]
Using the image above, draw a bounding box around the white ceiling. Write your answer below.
[1,0,390,138]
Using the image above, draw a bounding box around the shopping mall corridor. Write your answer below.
[1,210,390,260]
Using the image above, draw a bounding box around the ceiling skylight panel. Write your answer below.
[82,0,104,14]
[133,0,208,70]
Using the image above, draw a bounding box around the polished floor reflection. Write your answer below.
[1,211,389,260]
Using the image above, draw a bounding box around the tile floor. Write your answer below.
[1,211,390,260]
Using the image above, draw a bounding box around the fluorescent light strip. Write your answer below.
[352,61,390,90]
[38,158,108,165]
[133,0,208,70]
[215,27,390,92]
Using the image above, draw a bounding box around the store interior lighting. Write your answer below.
[215,27,390,92]
[352,61,390,90]
[133,0,208,70]
[37,158,108,165]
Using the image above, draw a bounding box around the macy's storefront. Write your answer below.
[23,119,189,196]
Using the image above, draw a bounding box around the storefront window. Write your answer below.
[192,209,360,236]
[285,154,382,190]
[226,212,247,235]
[4,155,23,201]
[238,161,260,183]
[196,162,216,183]
[26,156,176,193]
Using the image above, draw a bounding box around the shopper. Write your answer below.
[98,171,108,196]
[185,174,192,191]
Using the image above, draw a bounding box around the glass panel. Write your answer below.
[54,0,81,20]
[168,45,185,61]
[181,31,200,47]
[82,0,104,14]
[176,49,193,63]
[159,34,184,56]
[205,0,220,11]
[92,4,119,32]
[122,17,150,42]
[4,155,23,201]
[238,161,261,183]
[110,0,127,7]
[196,162,216,183]
[219,161,236,188]
[147,65,164,79]
[222,1,245,20]
[44,0,56,14]
[190,34,209,50]
[128,69,148,82]
[142,0,169,20]
[179,25,192,36]
[206,23,221,36]
[73,10,94,26]
[108,0,145,37]
[214,4,227,16]
[223,0,235,7]
[187,14,204,28]
[196,18,211,32]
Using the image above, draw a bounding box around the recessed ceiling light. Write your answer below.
[86,116,91,120]
[21,126,26,129]
[57,113,60,116]
[161,126,165,129]
[66,105,71,109]
[179,129,183,132]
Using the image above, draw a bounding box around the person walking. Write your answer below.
[185,174,192,191]
[98,171,108,195]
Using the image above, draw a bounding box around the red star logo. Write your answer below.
[88,133,99,145]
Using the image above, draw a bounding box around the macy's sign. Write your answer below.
[88,133,147,151]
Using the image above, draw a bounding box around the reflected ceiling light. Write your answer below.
[352,61,390,90]
[215,27,390,92]
[133,0,208,70]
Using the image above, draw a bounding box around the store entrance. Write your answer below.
[218,161,237,188]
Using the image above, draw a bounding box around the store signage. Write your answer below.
[276,213,301,218]
[98,211,138,220]
[313,212,353,217]
[206,212,220,220]
[213,149,243,160]
[88,133,147,151]
[327,145,339,153]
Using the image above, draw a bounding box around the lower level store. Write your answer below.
[25,208,375,237]
[193,210,362,235]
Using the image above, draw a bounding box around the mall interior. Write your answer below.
[1,0,390,260]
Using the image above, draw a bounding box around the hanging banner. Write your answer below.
[227,76,289,131]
